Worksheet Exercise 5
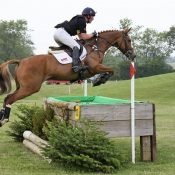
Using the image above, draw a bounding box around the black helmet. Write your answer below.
[82,7,96,16]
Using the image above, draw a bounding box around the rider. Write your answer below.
[54,7,96,73]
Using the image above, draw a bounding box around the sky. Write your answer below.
[0,0,175,54]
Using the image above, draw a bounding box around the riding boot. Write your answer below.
[72,46,86,73]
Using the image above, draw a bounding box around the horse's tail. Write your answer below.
[0,60,20,95]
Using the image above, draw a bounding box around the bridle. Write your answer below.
[87,31,134,59]
[116,32,134,58]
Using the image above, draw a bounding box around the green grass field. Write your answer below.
[0,72,175,175]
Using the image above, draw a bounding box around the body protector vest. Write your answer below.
[55,15,87,36]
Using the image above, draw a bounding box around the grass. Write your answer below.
[0,72,175,174]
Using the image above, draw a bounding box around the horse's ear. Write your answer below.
[128,27,132,32]
[124,27,132,33]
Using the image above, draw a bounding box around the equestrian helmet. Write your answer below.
[82,7,96,16]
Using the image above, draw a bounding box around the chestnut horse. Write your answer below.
[0,28,136,126]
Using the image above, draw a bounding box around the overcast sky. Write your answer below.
[0,0,174,54]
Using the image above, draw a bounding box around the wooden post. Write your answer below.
[151,103,156,161]
[140,104,156,161]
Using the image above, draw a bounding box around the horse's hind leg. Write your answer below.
[5,86,41,106]
[0,80,21,126]
[0,86,41,126]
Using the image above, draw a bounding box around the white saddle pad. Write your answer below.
[48,49,87,64]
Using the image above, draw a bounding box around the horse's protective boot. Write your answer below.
[92,73,112,86]
[0,109,5,118]
[72,46,87,73]
[0,109,7,127]
[0,106,11,127]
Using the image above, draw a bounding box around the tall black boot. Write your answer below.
[72,46,81,72]
[72,46,86,73]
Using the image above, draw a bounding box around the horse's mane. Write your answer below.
[98,29,119,34]
[84,29,120,45]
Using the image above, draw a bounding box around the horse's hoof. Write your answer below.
[92,79,102,86]
[0,119,9,127]
[92,81,99,86]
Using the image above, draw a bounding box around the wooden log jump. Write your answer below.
[45,96,156,162]
[23,131,51,162]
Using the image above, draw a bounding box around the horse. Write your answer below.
[0,28,136,126]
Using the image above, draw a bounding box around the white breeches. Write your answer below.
[54,28,87,59]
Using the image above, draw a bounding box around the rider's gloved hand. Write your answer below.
[92,30,98,37]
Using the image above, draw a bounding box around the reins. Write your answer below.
[84,35,115,57]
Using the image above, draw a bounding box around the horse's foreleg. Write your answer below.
[91,64,114,86]
[93,64,114,74]
[92,72,113,86]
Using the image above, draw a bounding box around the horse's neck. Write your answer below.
[97,31,121,52]
[84,31,121,55]
[101,31,120,45]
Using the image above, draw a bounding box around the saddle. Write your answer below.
[48,40,88,79]
[49,40,85,57]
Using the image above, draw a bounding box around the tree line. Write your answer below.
[0,19,175,79]
[0,20,34,62]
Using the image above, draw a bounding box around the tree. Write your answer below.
[138,28,173,61]
[111,18,174,62]
[165,26,175,47]
[119,18,133,29]
[0,20,34,62]
[164,26,175,49]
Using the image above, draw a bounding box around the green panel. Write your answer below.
[47,96,133,106]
